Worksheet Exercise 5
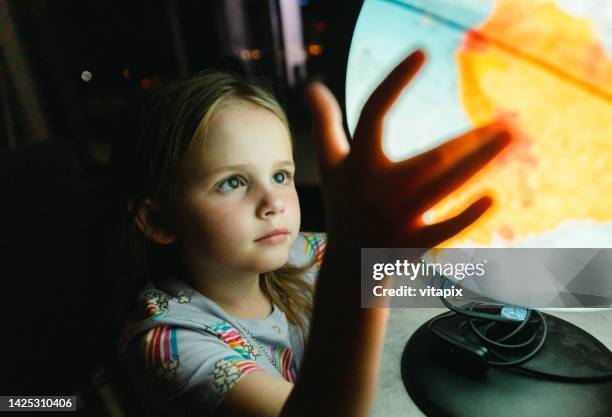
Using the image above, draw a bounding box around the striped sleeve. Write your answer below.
[301,232,326,269]
[288,232,327,284]
[121,323,266,417]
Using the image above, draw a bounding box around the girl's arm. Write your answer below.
[282,50,510,417]
[216,50,511,417]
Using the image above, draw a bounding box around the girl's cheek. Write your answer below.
[286,192,301,226]
[287,193,300,213]
[175,197,233,235]
[202,200,251,234]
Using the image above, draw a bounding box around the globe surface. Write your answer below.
[347,0,612,248]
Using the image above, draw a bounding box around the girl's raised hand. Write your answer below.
[307,50,511,249]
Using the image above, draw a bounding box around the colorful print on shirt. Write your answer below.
[205,321,298,385]
[204,321,259,359]
[269,346,297,383]
[140,325,180,382]
[212,356,260,394]
[205,322,263,394]
[144,290,193,318]
[303,232,326,268]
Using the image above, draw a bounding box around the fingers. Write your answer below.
[307,82,350,175]
[416,196,493,247]
[353,50,426,162]
[413,126,510,213]
[395,122,508,179]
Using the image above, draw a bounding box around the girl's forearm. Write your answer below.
[280,239,390,417]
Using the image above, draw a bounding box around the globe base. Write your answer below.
[402,313,612,417]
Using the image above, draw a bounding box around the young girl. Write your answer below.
[113,50,510,417]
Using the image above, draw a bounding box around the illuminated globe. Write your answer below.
[346,0,612,249]
[347,5,612,414]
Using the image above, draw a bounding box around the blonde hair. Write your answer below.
[112,70,316,338]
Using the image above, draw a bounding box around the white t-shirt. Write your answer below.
[118,232,326,417]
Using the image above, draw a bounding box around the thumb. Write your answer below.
[306,82,350,175]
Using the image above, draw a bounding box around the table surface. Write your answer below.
[372,308,612,417]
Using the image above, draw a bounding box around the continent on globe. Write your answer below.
[346,0,612,248]
[423,0,612,247]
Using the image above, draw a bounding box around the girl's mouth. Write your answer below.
[255,228,289,243]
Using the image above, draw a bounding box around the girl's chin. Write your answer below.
[255,253,291,274]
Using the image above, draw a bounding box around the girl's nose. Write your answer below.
[256,188,285,218]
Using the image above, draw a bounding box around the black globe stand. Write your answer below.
[401,312,612,417]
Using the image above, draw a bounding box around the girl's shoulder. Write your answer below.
[118,278,261,350]
[117,278,302,416]
[117,280,216,353]
[117,283,267,415]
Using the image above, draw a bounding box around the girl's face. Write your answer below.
[170,99,301,275]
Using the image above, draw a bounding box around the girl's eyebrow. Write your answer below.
[202,160,295,177]
[277,160,295,168]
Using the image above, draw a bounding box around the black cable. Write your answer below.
[467,303,541,350]
[473,320,538,348]
[439,291,515,323]
[430,277,612,380]
[482,310,547,367]
[436,299,547,367]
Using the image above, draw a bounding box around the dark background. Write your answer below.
[2,0,363,167]
[0,1,363,415]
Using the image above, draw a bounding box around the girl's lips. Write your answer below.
[255,229,289,244]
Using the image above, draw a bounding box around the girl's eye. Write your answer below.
[218,175,247,191]
[273,170,293,184]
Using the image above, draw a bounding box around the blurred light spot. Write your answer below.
[251,49,262,60]
[423,210,434,225]
[81,71,92,82]
[122,67,132,80]
[307,43,322,56]
[141,77,160,90]
[240,49,251,61]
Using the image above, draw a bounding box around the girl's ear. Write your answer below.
[133,199,177,245]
